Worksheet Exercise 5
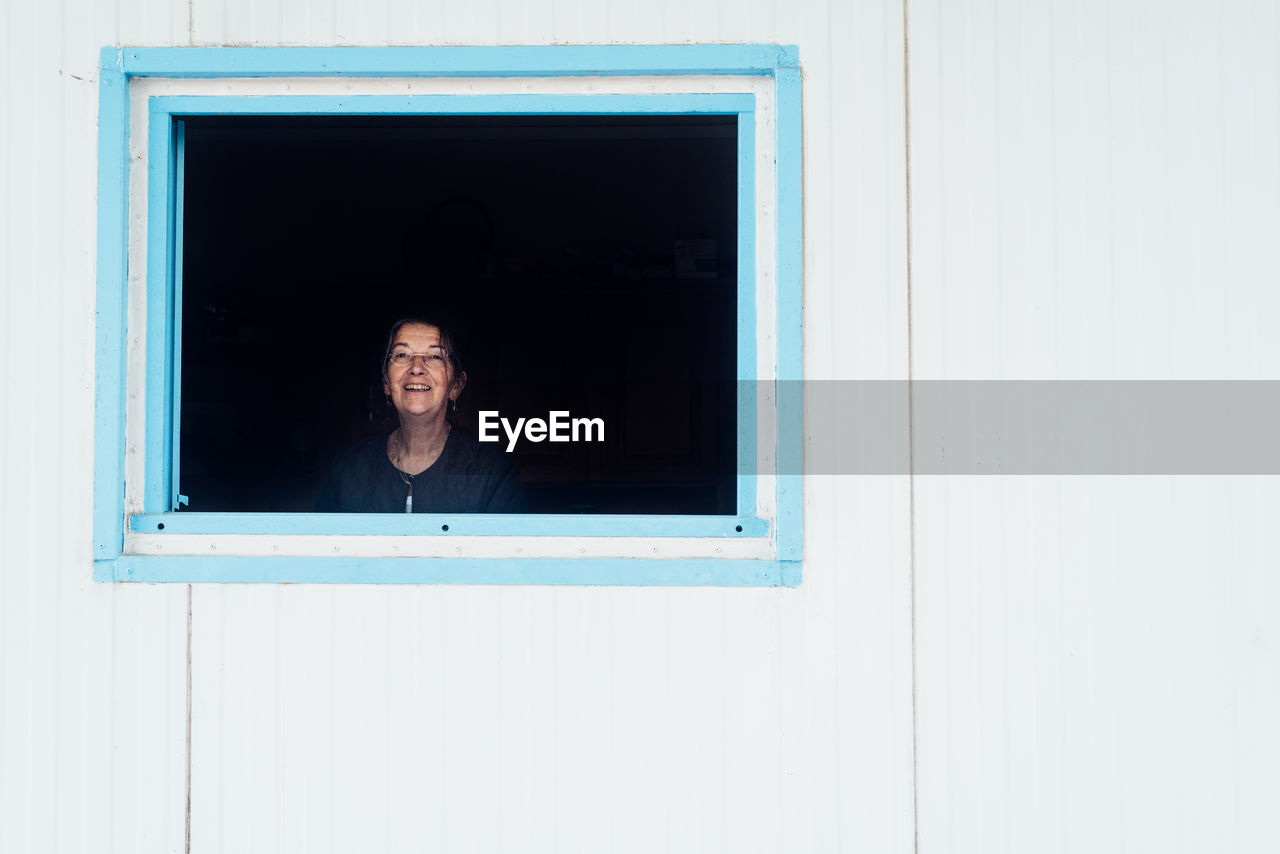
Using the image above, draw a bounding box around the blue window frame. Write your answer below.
[94,45,802,585]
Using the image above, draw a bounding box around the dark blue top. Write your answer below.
[316,428,526,513]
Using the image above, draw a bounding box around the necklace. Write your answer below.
[389,425,450,514]
[389,430,416,513]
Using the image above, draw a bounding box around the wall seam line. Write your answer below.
[901,1,921,853]
[185,583,193,854]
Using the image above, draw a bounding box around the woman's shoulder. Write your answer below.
[441,426,527,512]
[330,432,390,470]
[444,426,519,474]
[316,432,393,512]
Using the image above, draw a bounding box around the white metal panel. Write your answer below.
[781,0,916,849]
[0,2,189,854]
[189,0,804,46]
[911,477,1280,854]
[908,1,1280,853]
[119,0,191,46]
[909,0,1280,382]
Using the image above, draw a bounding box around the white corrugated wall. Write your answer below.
[0,1,1275,852]
[909,2,1280,851]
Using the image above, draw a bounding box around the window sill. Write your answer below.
[95,555,801,586]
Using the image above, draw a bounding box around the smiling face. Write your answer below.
[382,323,466,424]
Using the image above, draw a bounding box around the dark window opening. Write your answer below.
[179,114,739,514]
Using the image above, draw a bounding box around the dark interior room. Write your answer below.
[178,113,740,514]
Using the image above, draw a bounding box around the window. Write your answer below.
[94,46,803,585]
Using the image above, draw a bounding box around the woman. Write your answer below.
[317,317,526,513]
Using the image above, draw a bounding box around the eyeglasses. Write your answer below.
[387,349,450,369]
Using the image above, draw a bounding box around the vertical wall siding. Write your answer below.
[908,1,1280,854]
[2,0,1276,853]
[0,1,189,853]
